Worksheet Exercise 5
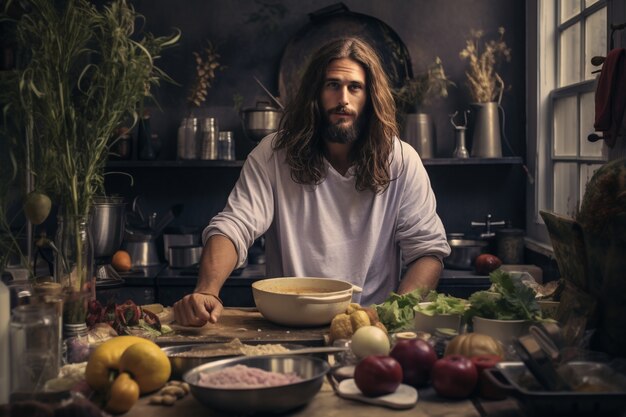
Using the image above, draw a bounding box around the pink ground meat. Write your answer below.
[198,364,303,388]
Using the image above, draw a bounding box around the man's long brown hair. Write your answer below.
[273,37,399,193]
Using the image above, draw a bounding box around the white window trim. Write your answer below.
[525,0,616,250]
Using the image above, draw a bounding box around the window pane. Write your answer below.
[560,0,581,22]
[579,163,603,204]
[585,0,599,7]
[580,91,605,157]
[553,162,578,216]
[554,96,578,156]
[585,8,607,80]
[560,23,581,86]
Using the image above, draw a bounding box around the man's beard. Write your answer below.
[322,105,363,144]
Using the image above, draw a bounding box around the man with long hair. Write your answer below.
[174,38,450,326]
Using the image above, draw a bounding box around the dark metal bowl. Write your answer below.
[444,238,488,270]
[183,355,330,414]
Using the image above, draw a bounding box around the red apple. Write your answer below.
[475,254,502,275]
[389,339,438,388]
[431,354,478,398]
[353,355,403,397]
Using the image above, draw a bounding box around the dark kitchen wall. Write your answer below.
[106,0,526,238]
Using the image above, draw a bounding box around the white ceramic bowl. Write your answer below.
[472,316,530,345]
[413,302,462,333]
[252,277,360,327]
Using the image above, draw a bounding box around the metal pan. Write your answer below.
[484,361,626,416]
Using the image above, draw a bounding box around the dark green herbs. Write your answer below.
[464,270,543,322]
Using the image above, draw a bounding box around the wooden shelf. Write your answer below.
[106,159,244,168]
[107,157,523,169]
[423,157,523,166]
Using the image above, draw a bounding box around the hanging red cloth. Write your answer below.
[593,48,626,148]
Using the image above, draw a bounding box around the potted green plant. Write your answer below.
[0,0,179,329]
[394,57,454,159]
[459,27,511,158]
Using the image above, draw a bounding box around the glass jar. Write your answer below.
[10,304,61,394]
[218,131,235,160]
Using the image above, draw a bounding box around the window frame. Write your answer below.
[525,0,611,253]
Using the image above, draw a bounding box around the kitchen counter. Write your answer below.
[124,383,486,417]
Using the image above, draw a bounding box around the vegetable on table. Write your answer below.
[350,325,391,359]
[415,291,468,316]
[105,372,140,415]
[444,333,504,358]
[463,270,543,323]
[373,288,426,332]
[329,303,387,343]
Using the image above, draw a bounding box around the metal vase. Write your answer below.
[403,113,435,159]
[470,102,502,158]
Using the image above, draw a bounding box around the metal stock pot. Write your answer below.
[240,102,282,144]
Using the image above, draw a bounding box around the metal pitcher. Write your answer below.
[470,102,502,158]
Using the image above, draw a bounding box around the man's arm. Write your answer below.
[397,255,443,295]
[172,234,238,326]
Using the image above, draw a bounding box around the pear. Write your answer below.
[23,191,52,225]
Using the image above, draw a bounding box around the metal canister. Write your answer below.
[201,117,218,160]
[496,228,525,264]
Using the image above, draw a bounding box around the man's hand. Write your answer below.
[173,293,224,326]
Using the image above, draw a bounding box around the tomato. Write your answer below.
[389,339,437,388]
[431,355,478,398]
[474,254,502,275]
[105,372,140,414]
[354,355,403,397]
[471,354,506,400]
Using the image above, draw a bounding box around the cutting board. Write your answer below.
[157,308,328,346]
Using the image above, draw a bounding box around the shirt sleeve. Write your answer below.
[394,140,451,265]
[202,136,276,268]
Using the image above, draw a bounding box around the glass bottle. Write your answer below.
[177,117,188,160]
[10,304,61,394]
[54,214,95,331]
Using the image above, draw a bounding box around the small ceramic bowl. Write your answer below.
[472,316,530,345]
[413,302,463,334]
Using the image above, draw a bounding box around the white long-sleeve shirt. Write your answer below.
[203,134,450,305]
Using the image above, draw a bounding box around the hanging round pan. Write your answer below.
[278,3,413,105]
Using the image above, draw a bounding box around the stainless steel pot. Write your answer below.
[240,102,282,143]
[91,196,126,258]
[444,238,488,270]
[123,233,160,267]
[168,245,202,268]
[252,277,362,327]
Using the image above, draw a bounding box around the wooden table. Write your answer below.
[156,308,328,346]
[125,381,483,417]
[149,308,527,417]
